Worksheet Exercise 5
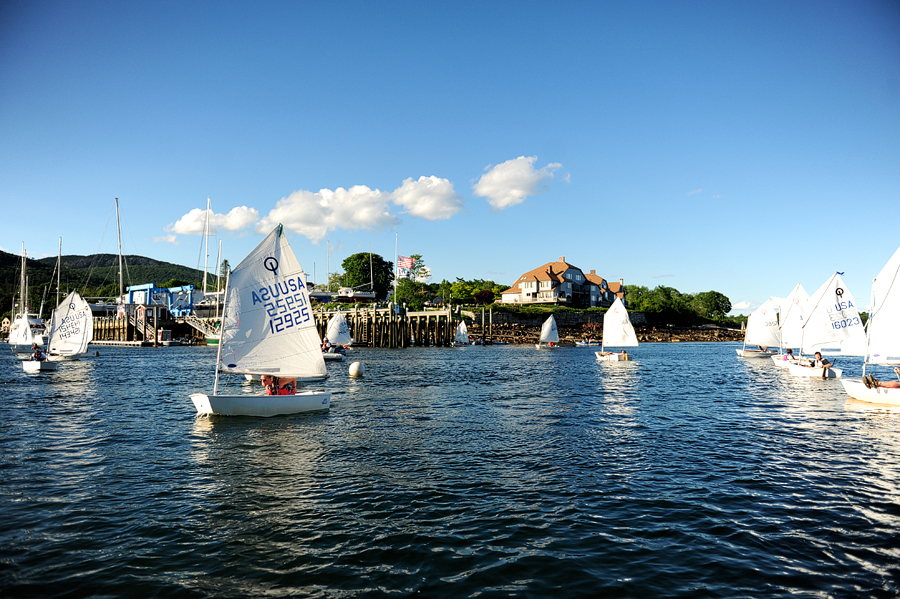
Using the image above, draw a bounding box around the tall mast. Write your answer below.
[19,242,26,316]
[369,245,374,291]
[393,233,398,303]
[203,197,210,294]
[56,237,62,307]
[215,239,222,320]
[115,198,124,300]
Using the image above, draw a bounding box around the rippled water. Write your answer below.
[2,342,899,598]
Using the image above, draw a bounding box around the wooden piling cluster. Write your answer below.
[315,306,461,348]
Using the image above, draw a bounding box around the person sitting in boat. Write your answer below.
[30,347,47,362]
[756,345,769,352]
[783,348,796,361]
[322,339,332,352]
[812,352,831,368]
[260,375,296,396]
[864,367,900,389]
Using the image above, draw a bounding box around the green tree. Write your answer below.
[692,291,732,320]
[393,278,425,310]
[164,279,192,288]
[341,252,394,299]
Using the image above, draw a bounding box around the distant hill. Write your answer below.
[0,249,208,318]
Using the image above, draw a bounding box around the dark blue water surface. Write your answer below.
[2,342,899,598]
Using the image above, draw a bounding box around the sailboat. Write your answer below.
[323,310,352,361]
[787,272,865,379]
[46,290,94,361]
[535,314,559,349]
[771,283,809,367]
[9,243,47,356]
[190,225,330,417]
[453,320,469,346]
[841,245,900,404]
[595,297,638,361]
[735,299,780,358]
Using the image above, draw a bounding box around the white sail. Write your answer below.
[326,311,353,346]
[778,283,809,349]
[9,314,34,346]
[602,298,638,348]
[800,273,865,355]
[866,244,900,364]
[46,291,93,357]
[217,225,327,380]
[455,321,469,344]
[539,315,559,344]
[743,299,780,348]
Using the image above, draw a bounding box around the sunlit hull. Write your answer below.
[595,352,631,361]
[841,379,900,405]
[736,349,777,358]
[190,390,331,417]
[787,363,842,378]
[23,361,58,372]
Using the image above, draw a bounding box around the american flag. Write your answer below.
[397,255,414,269]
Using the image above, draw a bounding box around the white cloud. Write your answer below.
[687,188,703,196]
[473,156,562,211]
[167,206,259,236]
[391,176,464,220]
[154,234,179,245]
[732,301,752,310]
[256,185,400,243]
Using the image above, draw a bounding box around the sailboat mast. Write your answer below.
[212,269,231,396]
[370,246,374,291]
[19,242,26,316]
[203,197,210,294]
[215,239,222,320]
[115,198,124,300]
[56,237,62,307]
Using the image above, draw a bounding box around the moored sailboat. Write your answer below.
[190,225,330,417]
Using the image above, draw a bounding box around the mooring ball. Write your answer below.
[349,362,365,378]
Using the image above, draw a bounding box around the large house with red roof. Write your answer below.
[500,256,625,308]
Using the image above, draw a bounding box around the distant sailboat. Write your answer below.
[190,225,330,417]
[9,243,47,356]
[736,299,779,358]
[323,311,352,361]
[453,320,469,346]
[595,298,638,361]
[535,315,559,349]
[771,283,809,367]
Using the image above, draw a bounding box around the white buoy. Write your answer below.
[349,362,365,378]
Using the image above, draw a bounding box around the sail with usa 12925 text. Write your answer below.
[190,224,330,417]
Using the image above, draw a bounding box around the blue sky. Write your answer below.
[1,0,898,313]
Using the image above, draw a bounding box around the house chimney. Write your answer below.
[559,256,565,262]
[590,270,596,275]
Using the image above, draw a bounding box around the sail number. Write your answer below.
[830,316,860,330]
[266,292,310,333]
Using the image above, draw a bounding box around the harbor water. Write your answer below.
[2,343,899,598]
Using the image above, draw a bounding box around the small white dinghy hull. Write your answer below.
[322,353,344,362]
[736,349,777,358]
[535,343,558,349]
[190,390,331,417]
[841,379,900,406]
[595,352,631,361]
[23,361,58,372]
[770,356,799,368]
[787,363,842,378]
